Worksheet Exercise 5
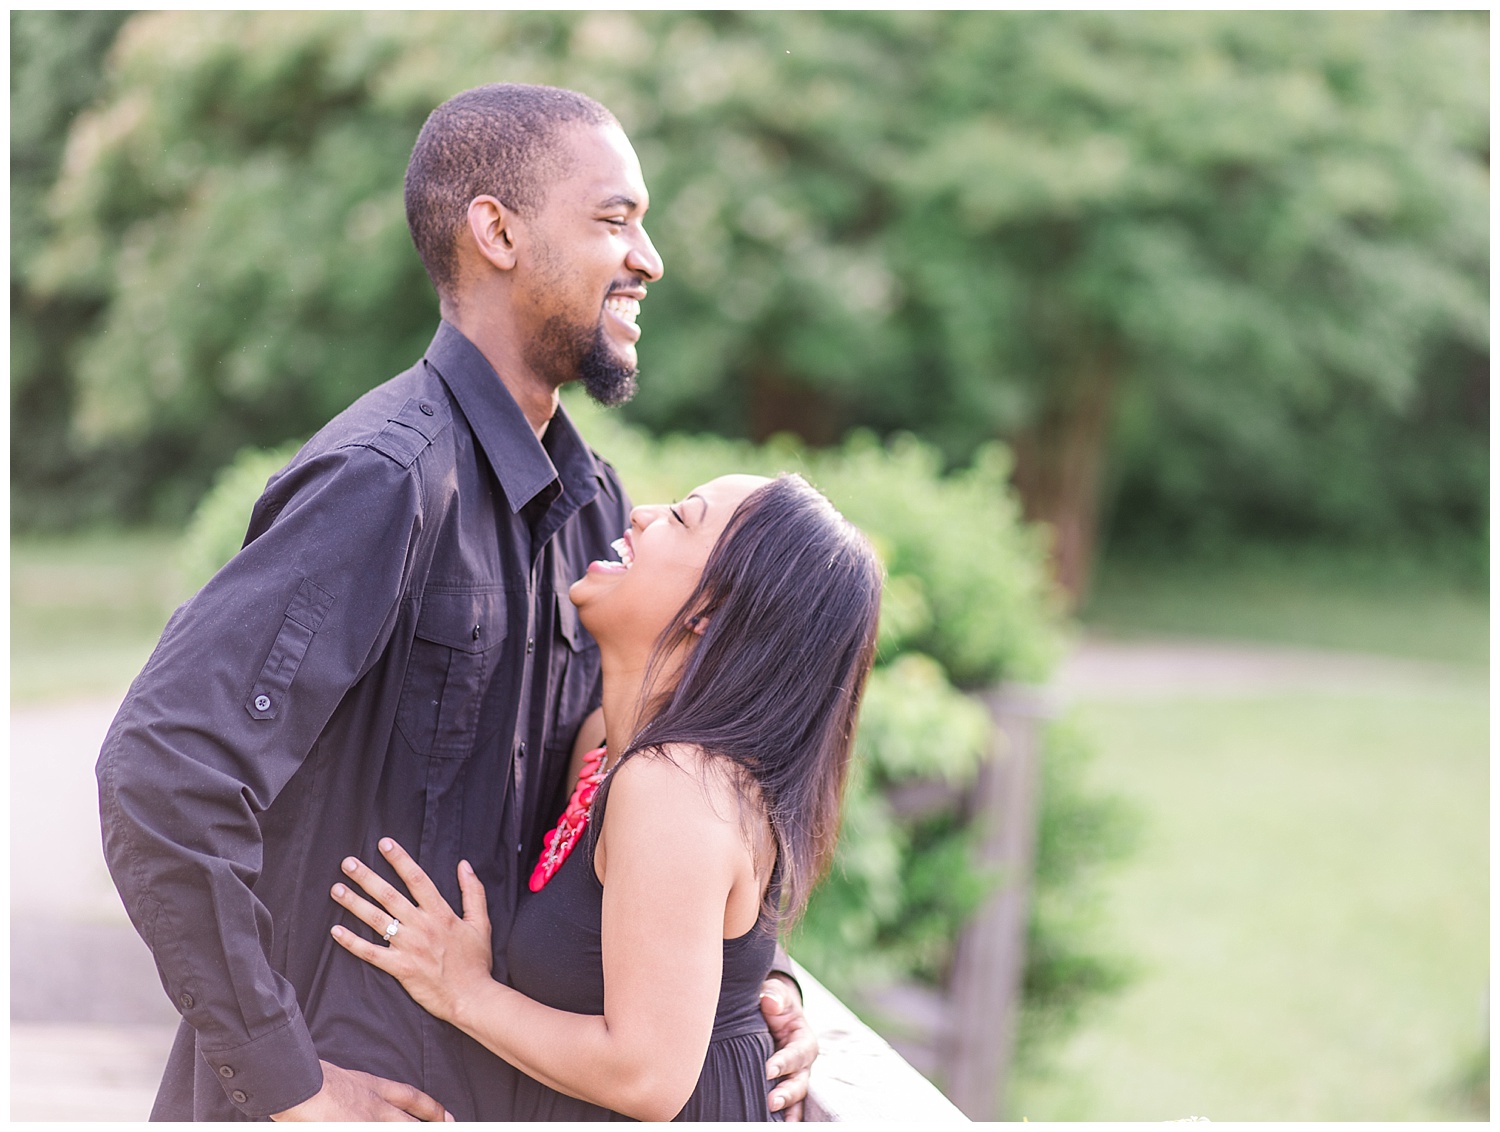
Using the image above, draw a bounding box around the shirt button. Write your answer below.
[472,624,481,641]
[254,694,271,712]
[231,1089,249,1105]
[419,402,435,416]
[218,1065,235,1079]
[518,743,526,759]
[179,992,195,1009]
[526,637,535,655]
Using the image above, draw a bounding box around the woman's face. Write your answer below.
[569,473,768,648]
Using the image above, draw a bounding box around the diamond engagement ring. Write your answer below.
[382,918,400,942]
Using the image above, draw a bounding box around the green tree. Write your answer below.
[22,11,1487,587]
[611,12,1489,596]
[11,10,133,528]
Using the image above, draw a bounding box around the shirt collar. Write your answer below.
[422,320,609,514]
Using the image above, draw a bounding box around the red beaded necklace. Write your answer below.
[528,745,608,892]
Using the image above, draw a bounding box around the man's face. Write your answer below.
[518,124,664,405]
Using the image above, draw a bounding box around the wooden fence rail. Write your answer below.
[843,683,1058,1119]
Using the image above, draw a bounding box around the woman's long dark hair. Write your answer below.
[622,474,883,924]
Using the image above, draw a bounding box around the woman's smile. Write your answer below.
[569,475,769,646]
[586,533,634,576]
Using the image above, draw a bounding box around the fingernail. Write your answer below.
[332,884,346,898]
[380,838,394,852]
[460,860,474,877]
[769,1095,784,1111]
[342,858,358,874]
[331,926,344,938]
[766,1061,781,1080]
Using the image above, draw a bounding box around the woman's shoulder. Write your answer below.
[598,746,750,885]
[608,745,765,838]
[611,743,743,813]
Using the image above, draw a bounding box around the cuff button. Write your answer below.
[230,1090,249,1105]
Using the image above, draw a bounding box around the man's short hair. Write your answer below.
[405,84,618,299]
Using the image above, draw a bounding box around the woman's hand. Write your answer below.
[330,838,493,1024]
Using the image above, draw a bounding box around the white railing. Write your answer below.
[790,959,970,1123]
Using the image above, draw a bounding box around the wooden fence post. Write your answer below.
[941,683,1056,1119]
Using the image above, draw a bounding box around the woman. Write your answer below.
[328,473,882,1121]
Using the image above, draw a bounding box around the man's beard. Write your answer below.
[577,326,638,407]
[529,315,638,407]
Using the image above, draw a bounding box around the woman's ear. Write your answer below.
[465,195,520,271]
[687,614,710,637]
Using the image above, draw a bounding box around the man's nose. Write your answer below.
[627,228,664,282]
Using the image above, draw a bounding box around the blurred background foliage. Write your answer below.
[10,10,1487,1119]
[179,402,1132,1078]
[12,10,1488,600]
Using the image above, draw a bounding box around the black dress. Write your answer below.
[505,773,782,1121]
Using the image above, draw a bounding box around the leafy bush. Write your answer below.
[178,440,304,590]
[183,406,1134,1072]
[1016,718,1140,1070]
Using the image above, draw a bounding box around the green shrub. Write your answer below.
[1016,718,1140,1075]
[183,405,1132,1072]
[177,440,303,590]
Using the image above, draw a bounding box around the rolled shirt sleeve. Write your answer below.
[97,442,425,1117]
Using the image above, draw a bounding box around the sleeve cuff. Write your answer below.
[768,943,804,1002]
[201,1015,323,1118]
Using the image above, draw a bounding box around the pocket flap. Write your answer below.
[413,590,507,653]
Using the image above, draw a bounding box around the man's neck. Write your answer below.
[442,303,558,441]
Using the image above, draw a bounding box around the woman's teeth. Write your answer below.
[611,537,634,568]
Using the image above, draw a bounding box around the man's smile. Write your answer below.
[603,285,645,341]
[604,295,640,324]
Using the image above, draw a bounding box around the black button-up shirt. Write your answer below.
[97,321,631,1120]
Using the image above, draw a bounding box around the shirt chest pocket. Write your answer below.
[397,591,507,758]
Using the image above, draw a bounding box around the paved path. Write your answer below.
[11,697,178,1120]
[1053,635,1475,700]
[10,637,1472,1119]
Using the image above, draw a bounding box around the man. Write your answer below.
[97,84,815,1121]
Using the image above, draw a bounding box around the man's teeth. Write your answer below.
[610,537,634,567]
[605,296,640,324]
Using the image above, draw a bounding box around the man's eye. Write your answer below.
[603,217,627,228]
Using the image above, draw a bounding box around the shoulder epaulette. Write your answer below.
[368,397,451,468]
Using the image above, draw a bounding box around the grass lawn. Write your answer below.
[1082,545,1488,669]
[12,531,1490,1120]
[1008,681,1489,1121]
[11,531,190,704]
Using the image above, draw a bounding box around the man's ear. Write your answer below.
[466,195,520,272]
